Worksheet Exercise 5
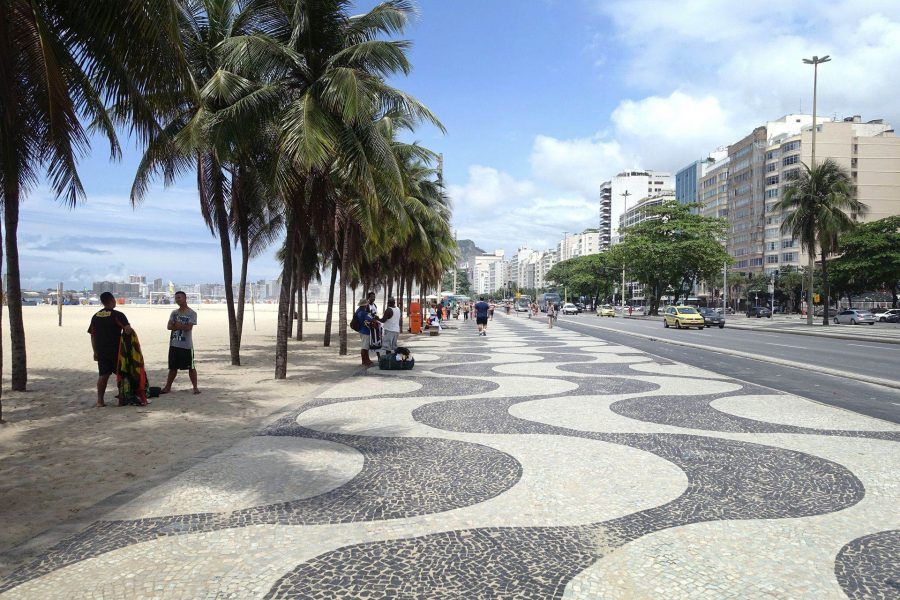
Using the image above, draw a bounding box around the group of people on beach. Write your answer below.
[88,291,200,407]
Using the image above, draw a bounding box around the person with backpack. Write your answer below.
[351,299,375,367]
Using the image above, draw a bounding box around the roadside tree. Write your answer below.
[829,215,900,308]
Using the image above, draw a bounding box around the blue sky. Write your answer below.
[18,0,900,289]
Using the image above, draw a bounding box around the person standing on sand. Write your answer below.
[161,291,200,395]
[381,297,401,353]
[88,292,133,407]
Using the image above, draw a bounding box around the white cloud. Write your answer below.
[530,135,627,196]
[447,165,536,213]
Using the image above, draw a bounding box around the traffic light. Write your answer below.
[813,293,821,304]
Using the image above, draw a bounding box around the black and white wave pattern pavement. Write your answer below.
[2,316,898,599]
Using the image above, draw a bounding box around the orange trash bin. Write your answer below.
[410,301,421,334]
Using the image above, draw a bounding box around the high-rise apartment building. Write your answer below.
[607,170,673,244]
[763,115,900,275]
[469,250,507,294]
[598,181,612,250]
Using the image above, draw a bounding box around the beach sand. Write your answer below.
[0,303,360,574]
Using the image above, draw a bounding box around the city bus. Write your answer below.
[538,292,561,312]
[515,295,531,312]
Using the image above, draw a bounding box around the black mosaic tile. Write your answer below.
[835,530,900,600]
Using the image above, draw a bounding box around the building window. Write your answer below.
[766,162,777,172]
[767,242,777,251]
[781,239,795,249]
[782,154,800,166]
[750,258,764,267]
[851,158,858,168]
[765,188,779,199]
[782,141,800,152]
[783,168,800,181]
[765,228,779,239]
[765,175,779,186]
[853,143,858,154]
[766,255,779,264]
[782,252,798,262]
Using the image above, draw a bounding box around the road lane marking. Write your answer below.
[767,343,806,349]
[847,343,895,350]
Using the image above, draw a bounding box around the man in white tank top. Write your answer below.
[381,297,401,352]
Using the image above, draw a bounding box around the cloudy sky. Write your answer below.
[18,0,900,289]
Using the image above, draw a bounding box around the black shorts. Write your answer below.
[97,354,117,376]
[476,317,488,326]
[168,346,195,371]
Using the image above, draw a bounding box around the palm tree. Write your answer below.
[218,0,442,377]
[0,0,186,392]
[133,0,270,365]
[775,159,866,325]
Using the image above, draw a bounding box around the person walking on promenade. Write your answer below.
[547,302,557,329]
[88,292,132,407]
[161,291,200,395]
[382,297,401,353]
[463,303,470,321]
[474,296,491,336]
[489,301,495,320]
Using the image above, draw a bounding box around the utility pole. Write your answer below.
[619,190,631,312]
[722,261,728,322]
[802,54,830,326]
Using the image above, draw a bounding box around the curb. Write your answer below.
[565,320,900,391]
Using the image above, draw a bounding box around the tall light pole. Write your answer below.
[802,54,830,326]
[620,190,631,311]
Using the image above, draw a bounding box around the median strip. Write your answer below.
[562,319,900,391]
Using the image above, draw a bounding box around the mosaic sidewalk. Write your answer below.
[1,316,898,599]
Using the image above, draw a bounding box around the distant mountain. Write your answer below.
[456,239,486,267]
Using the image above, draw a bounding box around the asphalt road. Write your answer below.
[532,312,900,425]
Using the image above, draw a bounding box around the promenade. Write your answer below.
[2,315,898,599]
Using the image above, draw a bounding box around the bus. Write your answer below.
[515,295,531,312]
[538,292,561,312]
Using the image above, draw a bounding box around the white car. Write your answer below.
[834,309,876,325]
[873,308,900,322]
[561,303,579,315]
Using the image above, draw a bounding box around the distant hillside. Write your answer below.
[456,239,486,267]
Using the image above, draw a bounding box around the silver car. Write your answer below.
[834,309,876,325]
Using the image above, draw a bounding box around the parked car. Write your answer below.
[834,309,876,325]
[884,313,900,323]
[873,308,900,322]
[596,304,616,317]
[698,307,725,329]
[663,306,705,329]
[746,306,772,318]
[561,303,579,315]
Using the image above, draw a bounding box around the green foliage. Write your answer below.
[545,254,619,305]
[607,201,731,315]
[830,215,900,307]
[441,269,471,296]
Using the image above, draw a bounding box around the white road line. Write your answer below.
[767,343,806,349]
[847,343,895,350]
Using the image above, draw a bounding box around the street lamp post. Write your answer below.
[802,54,830,326]
[620,190,631,313]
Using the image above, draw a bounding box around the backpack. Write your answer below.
[349,311,362,332]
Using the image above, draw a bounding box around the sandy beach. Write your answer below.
[0,303,360,575]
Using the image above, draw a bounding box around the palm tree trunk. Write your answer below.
[806,253,815,326]
[288,269,296,337]
[296,273,303,341]
[0,202,4,421]
[821,255,830,326]
[304,282,309,322]
[5,193,27,390]
[338,232,351,356]
[323,256,338,347]
[235,228,249,347]
[274,211,298,378]
[211,176,240,366]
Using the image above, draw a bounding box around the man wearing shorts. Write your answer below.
[474,296,491,336]
[162,291,200,394]
[88,292,132,407]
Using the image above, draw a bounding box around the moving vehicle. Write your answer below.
[596,305,615,317]
[515,295,531,312]
[834,309,876,325]
[747,306,772,318]
[538,292,561,313]
[698,307,725,329]
[561,303,579,315]
[874,308,900,322]
[663,306,704,329]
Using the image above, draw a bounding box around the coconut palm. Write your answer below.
[775,159,866,325]
[133,0,273,365]
[0,0,186,394]
[218,0,442,377]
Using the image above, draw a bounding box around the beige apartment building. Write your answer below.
[727,127,768,275]
[763,116,900,274]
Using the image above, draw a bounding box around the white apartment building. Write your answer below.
[469,250,507,294]
[619,191,675,230]
[607,169,673,244]
[763,115,900,275]
[557,229,602,262]
[598,181,613,250]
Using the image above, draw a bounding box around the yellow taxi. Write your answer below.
[596,304,616,317]
[663,305,705,329]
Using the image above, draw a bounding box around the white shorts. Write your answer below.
[360,333,370,350]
